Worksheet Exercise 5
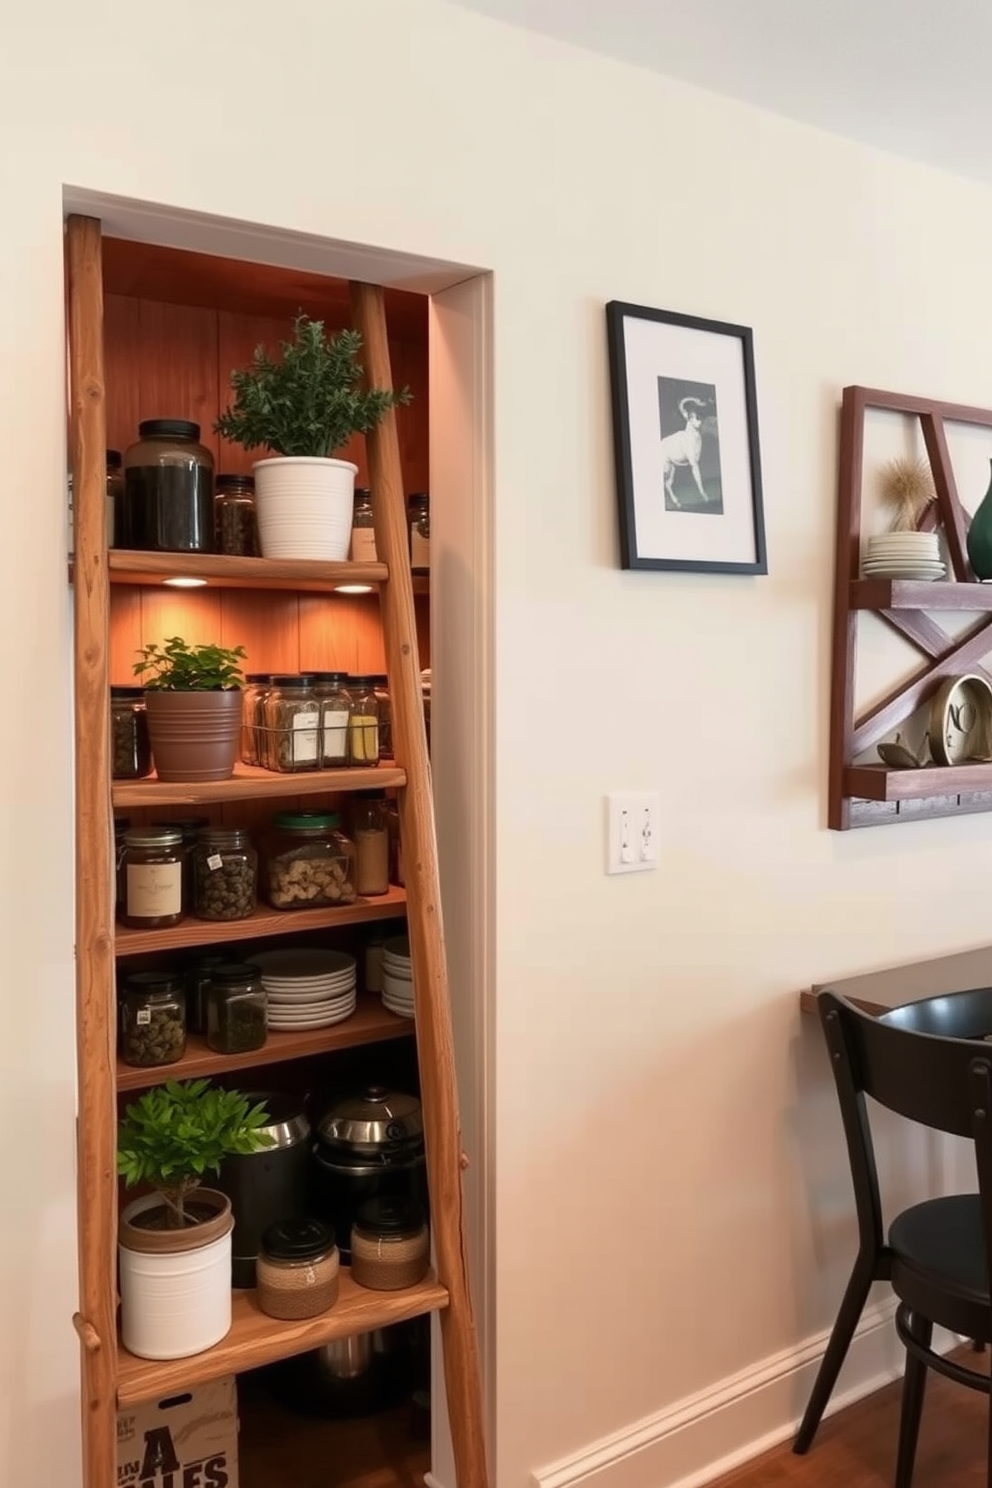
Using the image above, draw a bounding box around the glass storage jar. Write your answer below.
[110,686,152,780]
[240,674,270,765]
[153,816,209,907]
[192,827,258,921]
[185,953,226,1037]
[257,1218,339,1320]
[119,827,184,929]
[113,817,131,917]
[352,790,390,896]
[122,419,215,553]
[262,675,320,773]
[215,473,259,556]
[347,676,380,766]
[121,972,187,1068]
[106,449,124,548]
[312,672,351,767]
[371,675,393,758]
[350,486,377,562]
[407,492,430,572]
[350,1197,429,1291]
[261,811,356,910]
[205,962,267,1054]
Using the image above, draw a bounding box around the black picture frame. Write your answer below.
[606,301,767,574]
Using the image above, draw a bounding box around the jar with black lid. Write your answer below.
[262,675,320,773]
[205,963,267,1054]
[351,1197,429,1291]
[257,1218,339,1319]
[110,687,152,780]
[119,827,184,929]
[121,972,186,1067]
[192,827,258,921]
[347,677,380,766]
[350,486,377,562]
[371,675,392,758]
[152,816,209,908]
[185,953,226,1037]
[311,672,351,767]
[215,473,259,556]
[122,419,215,553]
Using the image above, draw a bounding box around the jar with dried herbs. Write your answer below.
[110,687,152,780]
[241,674,270,765]
[262,675,320,773]
[121,972,187,1067]
[261,811,356,911]
[192,827,258,921]
[205,963,267,1054]
[312,672,351,767]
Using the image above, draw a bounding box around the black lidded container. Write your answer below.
[122,419,215,553]
[215,1092,311,1288]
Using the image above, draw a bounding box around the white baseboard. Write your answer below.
[532,1302,962,1488]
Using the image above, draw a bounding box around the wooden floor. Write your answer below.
[708,1349,989,1487]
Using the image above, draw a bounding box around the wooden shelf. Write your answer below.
[852,578,992,611]
[116,1268,448,1406]
[116,994,412,1090]
[844,761,992,802]
[115,884,407,956]
[104,550,389,593]
[112,762,405,808]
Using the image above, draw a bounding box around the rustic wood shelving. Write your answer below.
[112,762,406,809]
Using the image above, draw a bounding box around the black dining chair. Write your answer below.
[793,986,992,1487]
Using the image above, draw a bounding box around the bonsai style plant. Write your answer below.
[117,1080,273,1360]
[133,637,247,783]
[214,313,411,561]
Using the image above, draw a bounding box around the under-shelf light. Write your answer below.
[163,577,209,588]
[335,583,374,595]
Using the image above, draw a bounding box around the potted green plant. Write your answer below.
[134,637,247,783]
[117,1079,272,1360]
[214,312,411,561]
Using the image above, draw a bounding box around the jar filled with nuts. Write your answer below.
[206,963,267,1054]
[192,827,258,921]
[121,971,187,1067]
[119,828,184,929]
[262,675,321,773]
[110,687,152,780]
[261,811,357,911]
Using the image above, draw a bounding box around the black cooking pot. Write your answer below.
[311,1086,427,1263]
[216,1092,311,1287]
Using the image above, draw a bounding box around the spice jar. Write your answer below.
[110,686,152,780]
[205,962,267,1054]
[350,486,377,562]
[408,492,430,572]
[261,811,356,910]
[347,676,380,766]
[352,790,390,896]
[351,1197,429,1291]
[122,419,215,553]
[185,953,226,1037]
[262,675,320,773]
[215,473,259,556]
[191,827,257,921]
[153,817,209,908]
[312,672,351,767]
[372,675,393,758]
[119,827,184,929]
[257,1218,339,1320]
[240,674,269,765]
[121,972,186,1067]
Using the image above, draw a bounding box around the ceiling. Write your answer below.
[447,0,992,188]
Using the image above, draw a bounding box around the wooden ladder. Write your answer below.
[67,216,489,1488]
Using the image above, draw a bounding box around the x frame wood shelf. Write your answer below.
[830,385,992,829]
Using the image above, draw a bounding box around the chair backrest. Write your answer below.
[818,987,992,1256]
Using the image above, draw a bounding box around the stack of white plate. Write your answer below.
[381,935,414,1019]
[251,948,357,1031]
[863,532,945,581]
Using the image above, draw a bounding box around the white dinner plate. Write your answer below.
[251,948,356,979]
[267,1005,357,1032]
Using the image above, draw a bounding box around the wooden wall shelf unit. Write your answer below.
[830,385,992,829]
[66,219,486,1488]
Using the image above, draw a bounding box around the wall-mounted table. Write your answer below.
[801,944,992,1017]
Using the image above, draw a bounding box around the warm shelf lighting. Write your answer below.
[335,583,374,595]
[163,577,209,588]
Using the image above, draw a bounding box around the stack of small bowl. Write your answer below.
[381,936,414,1019]
[862,532,945,581]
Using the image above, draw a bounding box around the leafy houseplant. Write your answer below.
[133,638,247,784]
[213,313,412,561]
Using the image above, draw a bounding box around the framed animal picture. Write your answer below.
[606,302,767,574]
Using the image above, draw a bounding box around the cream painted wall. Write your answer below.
[4,2,992,1485]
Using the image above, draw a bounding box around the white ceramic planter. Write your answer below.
[253,456,357,561]
[119,1191,233,1360]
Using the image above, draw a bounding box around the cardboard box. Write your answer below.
[116,1377,239,1488]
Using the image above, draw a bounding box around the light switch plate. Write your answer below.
[606,792,661,874]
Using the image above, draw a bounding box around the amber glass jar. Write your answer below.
[122,419,215,553]
[119,828,184,929]
[261,811,356,910]
[215,473,259,556]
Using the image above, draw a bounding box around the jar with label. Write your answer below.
[215,473,259,556]
[185,953,226,1037]
[260,811,356,910]
[205,963,267,1054]
[408,492,430,572]
[350,486,377,562]
[347,677,380,766]
[262,675,320,773]
[257,1218,340,1320]
[122,419,215,553]
[192,827,258,921]
[311,672,351,767]
[119,827,184,929]
[352,790,390,896]
[351,1197,429,1291]
[121,972,187,1067]
[240,674,269,765]
[371,675,393,758]
[110,686,152,780]
[152,817,209,907]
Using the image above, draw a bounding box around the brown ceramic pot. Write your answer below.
[144,688,243,782]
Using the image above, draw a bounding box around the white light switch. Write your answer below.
[606,793,661,874]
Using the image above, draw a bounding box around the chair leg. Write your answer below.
[793,1257,876,1454]
[894,1311,932,1488]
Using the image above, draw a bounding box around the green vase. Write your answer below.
[967,458,992,580]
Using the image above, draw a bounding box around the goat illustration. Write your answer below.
[661,396,711,509]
